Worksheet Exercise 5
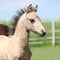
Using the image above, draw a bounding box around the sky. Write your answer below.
[0,0,60,20]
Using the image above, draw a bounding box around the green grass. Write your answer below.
[31,46,60,60]
[55,21,60,30]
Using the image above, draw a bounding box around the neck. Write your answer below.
[14,14,30,47]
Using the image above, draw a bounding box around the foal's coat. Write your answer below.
[0,4,46,60]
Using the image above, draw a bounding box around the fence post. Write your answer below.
[52,20,55,46]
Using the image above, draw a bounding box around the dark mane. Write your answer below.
[11,9,26,34]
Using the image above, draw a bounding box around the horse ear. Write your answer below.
[34,5,38,12]
[28,4,32,9]
[26,4,32,13]
[36,5,38,9]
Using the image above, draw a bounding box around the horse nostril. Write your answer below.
[42,30,46,36]
[43,32,46,35]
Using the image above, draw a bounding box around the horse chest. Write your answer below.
[18,47,32,60]
[8,47,31,60]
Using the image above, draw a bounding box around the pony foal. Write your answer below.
[0,4,46,60]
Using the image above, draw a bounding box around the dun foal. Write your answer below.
[0,4,46,60]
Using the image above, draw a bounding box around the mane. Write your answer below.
[11,9,26,34]
[11,4,37,34]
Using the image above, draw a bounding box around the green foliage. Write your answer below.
[0,20,13,28]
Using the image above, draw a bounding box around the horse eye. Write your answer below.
[30,19,35,23]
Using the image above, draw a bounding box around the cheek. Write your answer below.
[25,21,34,30]
[33,22,43,32]
[33,22,39,29]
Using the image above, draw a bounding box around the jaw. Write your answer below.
[32,31,46,37]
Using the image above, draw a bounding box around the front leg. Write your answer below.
[18,50,32,60]
[26,49,32,60]
[23,48,32,60]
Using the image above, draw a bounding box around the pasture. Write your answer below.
[31,46,60,60]
[0,20,60,60]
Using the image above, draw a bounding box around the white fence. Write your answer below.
[50,20,60,46]
[29,20,60,46]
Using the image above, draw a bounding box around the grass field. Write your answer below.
[31,46,60,60]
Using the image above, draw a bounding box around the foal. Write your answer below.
[0,4,46,60]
